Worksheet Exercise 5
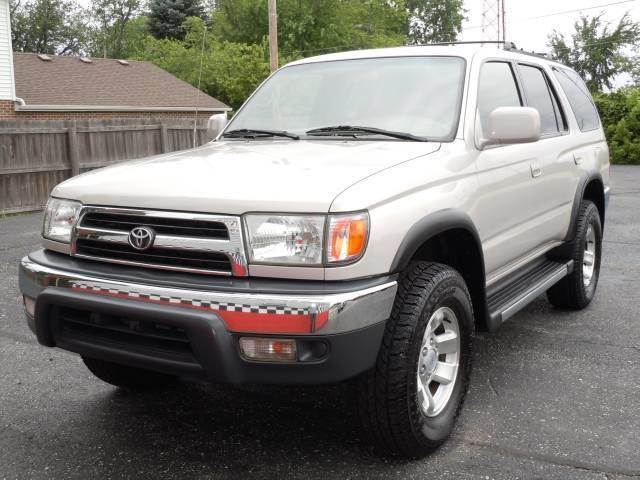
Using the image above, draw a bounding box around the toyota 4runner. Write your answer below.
[19,43,610,458]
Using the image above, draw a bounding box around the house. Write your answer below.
[0,1,229,120]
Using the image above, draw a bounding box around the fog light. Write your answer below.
[239,337,297,362]
[23,296,36,317]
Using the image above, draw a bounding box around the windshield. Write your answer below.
[226,56,466,141]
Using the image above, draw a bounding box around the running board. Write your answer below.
[488,259,574,325]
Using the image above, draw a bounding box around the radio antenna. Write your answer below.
[193,25,207,148]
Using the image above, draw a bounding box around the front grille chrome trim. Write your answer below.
[70,206,248,276]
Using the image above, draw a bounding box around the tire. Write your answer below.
[356,262,474,458]
[547,200,602,309]
[82,357,176,390]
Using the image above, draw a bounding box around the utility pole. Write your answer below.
[501,0,506,42]
[481,0,505,42]
[268,0,279,72]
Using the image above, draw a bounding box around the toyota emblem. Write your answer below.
[128,226,155,251]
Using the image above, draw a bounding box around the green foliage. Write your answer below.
[148,0,205,40]
[548,13,640,92]
[211,0,407,59]
[595,89,640,165]
[10,0,88,54]
[405,0,465,45]
[135,18,270,109]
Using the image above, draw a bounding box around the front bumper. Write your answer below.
[19,250,397,384]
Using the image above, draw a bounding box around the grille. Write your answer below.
[76,238,232,273]
[82,212,229,239]
[72,208,246,276]
[54,306,198,364]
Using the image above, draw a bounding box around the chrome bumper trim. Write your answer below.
[20,256,397,335]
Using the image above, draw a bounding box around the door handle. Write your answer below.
[574,153,583,165]
[530,164,542,178]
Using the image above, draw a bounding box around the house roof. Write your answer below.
[12,53,229,112]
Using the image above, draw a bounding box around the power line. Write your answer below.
[280,35,639,62]
[281,0,640,58]
[527,0,637,20]
[464,0,639,31]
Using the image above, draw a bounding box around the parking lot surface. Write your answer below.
[1,166,639,480]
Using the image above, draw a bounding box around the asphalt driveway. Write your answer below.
[1,166,639,480]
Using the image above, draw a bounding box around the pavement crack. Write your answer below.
[518,325,640,355]
[465,439,640,477]
[487,377,500,398]
[604,240,640,246]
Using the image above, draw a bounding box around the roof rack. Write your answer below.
[421,40,518,49]
[415,40,553,61]
[510,48,551,60]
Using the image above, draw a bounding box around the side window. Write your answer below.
[552,67,600,131]
[518,64,564,136]
[477,62,522,138]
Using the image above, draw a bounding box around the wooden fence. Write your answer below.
[0,118,215,214]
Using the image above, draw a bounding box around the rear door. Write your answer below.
[513,61,577,242]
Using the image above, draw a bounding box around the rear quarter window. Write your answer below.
[552,67,600,132]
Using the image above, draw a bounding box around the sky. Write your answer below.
[460,0,640,52]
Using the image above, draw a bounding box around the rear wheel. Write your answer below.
[82,357,176,390]
[548,200,602,309]
[357,262,474,458]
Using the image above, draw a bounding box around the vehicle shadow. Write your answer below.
[64,297,570,478]
[80,378,414,476]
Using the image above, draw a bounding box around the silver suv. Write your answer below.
[19,43,610,457]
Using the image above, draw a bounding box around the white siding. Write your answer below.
[0,0,15,100]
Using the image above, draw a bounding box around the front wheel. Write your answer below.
[357,262,474,458]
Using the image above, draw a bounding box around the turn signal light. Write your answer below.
[327,213,369,263]
[239,337,297,362]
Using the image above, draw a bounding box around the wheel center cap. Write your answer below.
[423,349,437,376]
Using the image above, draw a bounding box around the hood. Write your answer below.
[53,140,440,214]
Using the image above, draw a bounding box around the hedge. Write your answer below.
[594,88,640,165]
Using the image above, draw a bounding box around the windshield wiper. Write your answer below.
[305,125,430,142]
[222,128,300,140]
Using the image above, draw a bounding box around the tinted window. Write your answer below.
[552,68,600,131]
[477,62,522,138]
[519,64,561,135]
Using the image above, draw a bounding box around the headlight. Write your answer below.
[42,198,82,243]
[245,214,325,265]
[244,212,369,266]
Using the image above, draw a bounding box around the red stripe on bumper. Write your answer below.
[71,286,329,334]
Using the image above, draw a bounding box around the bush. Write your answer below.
[134,18,271,110]
[595,88,640,165]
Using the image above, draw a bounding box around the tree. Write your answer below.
[211,0,407,59]
[548,13,640,92]
[594,88,640,164]
[136,18,270,109]
[148,0,205,40]
[10,0,89,54]
[90,0,142,58]
[405,0,465,45]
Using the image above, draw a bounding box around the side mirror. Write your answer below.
[479,106,541,149]
[207,113,229,137]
